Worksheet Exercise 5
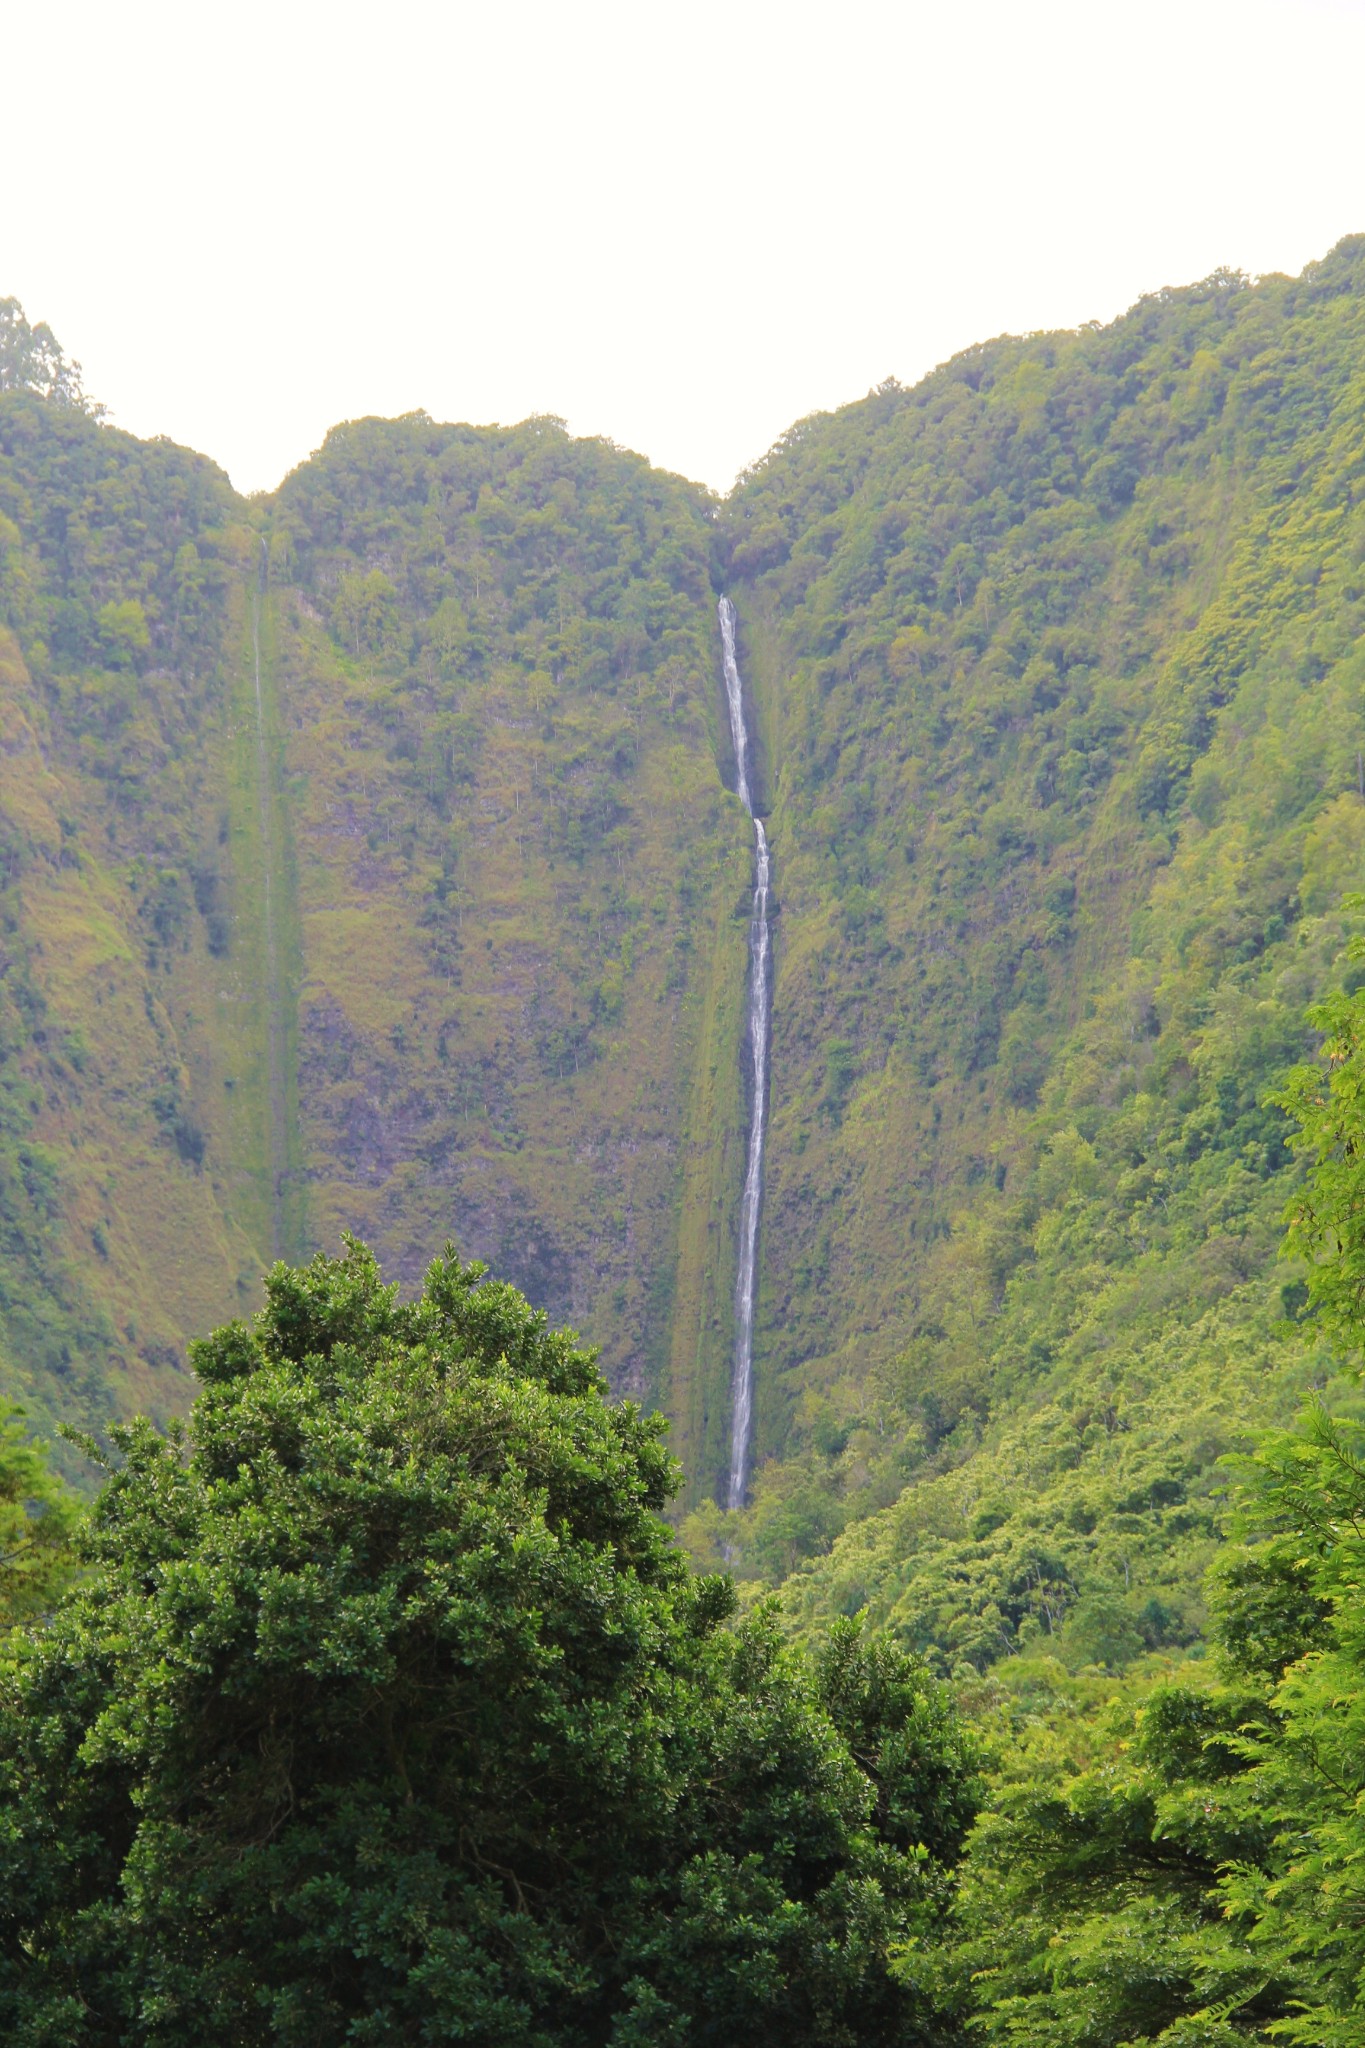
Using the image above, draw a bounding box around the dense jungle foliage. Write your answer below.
[3,243,1365,2033]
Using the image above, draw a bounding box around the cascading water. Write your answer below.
[718,596,772,1509]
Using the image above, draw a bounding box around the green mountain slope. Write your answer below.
[694,236,1365,1657]
[262,415,753,1482]
[0,393,266,1447]
[3,243,1365,1566]
[0,385,759,1485]
[720,240,1365,1435]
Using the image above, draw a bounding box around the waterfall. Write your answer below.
[718,597,772,1509]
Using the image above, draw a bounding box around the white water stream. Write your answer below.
[251,540,286,1257]
[719,597,772,1508]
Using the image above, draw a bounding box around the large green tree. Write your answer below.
[0,1241,978,2046]
[0,298,95,410]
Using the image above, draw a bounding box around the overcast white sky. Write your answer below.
[6,0,1365,497]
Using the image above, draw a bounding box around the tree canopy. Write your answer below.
[0,1241,980,2045]
[0,299,97,412]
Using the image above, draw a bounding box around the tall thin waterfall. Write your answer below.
[718,597,772,1508]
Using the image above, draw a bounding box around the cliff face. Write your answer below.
[0,399,261,1450]
[0,401,755,1480]
[4,242,1365,1521]
[265,416,751,1487]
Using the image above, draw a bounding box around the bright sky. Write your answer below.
[7,0,1365,497]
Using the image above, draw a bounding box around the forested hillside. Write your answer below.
[0,373,264,1447]
[11,242,1365,2045]
[0,358,754,1478]
[3,245,1365,1565]
[263,417,753,1483]
[688,239,1365,1653]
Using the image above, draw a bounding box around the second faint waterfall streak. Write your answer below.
[719,596,772,1508]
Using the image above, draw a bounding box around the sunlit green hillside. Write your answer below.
[0,357,756,1479]
[0,384,265,1450]
[694,236,1365,1656]
[4,244,1365,1552]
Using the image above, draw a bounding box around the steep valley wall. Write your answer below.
[0,402,754,1493]
[6,240,1365,1516]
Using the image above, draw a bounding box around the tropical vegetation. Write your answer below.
[3,241,1365,2035]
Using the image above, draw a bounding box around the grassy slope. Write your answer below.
[711,242,1364,1431]
[228,570,305,1261]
